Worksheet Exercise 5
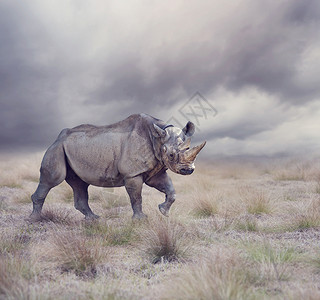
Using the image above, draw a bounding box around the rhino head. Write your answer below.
[152,121,206,175]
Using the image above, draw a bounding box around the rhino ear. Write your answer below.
[182,121,195,137]
[152,124,167,139]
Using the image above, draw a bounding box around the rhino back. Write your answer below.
[61,114,160,186]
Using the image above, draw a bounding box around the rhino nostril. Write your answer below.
[180,168,194,175]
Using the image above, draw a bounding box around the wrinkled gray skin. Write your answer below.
[30,114,206,221]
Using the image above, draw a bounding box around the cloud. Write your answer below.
[0,1,64,149]
[0,0,319,155]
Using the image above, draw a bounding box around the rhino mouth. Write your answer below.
[179,168,194,175]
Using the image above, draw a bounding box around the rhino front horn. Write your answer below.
[185,141,206,161]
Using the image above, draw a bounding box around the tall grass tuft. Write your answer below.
[191,191,220,218]
[242,240,296,282]
[239,186,274,215]
[138,216,191,264]
[291,197,320,230]
[163,248,252,300]
[44,229,106,277]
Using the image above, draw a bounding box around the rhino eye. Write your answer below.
[162,145,167,153]
[169,153,175,161]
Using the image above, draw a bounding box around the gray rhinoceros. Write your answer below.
[30,114,206,220]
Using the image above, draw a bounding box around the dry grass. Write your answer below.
[41,228,107,277]
[0,228,32,255]
[272,158,320,181]
[290,197,320,230]
[234,214,259,232]
[1,152,320,299]
[41,206,76,225]
[191,190,220,217]
[162,248,254,300]
[138,215,192,263]
[239,186,275,215]
[241,240,297,282]
[83,219,136,246]
[0,256,26,299]
[0,253,37,300]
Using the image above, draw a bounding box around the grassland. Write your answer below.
[0,153,320,299]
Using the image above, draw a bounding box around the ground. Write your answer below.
[0,152,320,299]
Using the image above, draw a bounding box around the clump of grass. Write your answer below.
[242,240,296,282]
[163,248,253,299]
[45,230,106,277]
[41,207,75,225]
[234,215,259,232]
[0,229,32,255]
[192,191,220,218]
[83,220,135,246]
[291,197,320,230]
[239,186,274,215]
[0,255,35,299]
[138,216,191,264]
[294,215,320,230]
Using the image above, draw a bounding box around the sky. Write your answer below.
[0,0,320,156]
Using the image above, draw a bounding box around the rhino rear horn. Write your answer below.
[153,124,167,140]
[179,137,191,150]
[184,141,206,161]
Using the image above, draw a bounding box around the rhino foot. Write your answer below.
[85,213,100,220]
[158,204,169,217]
[132,212,148,220]
[28,212,42,222]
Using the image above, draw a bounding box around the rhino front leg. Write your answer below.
[124,176,147,219]
[146,170,176,217]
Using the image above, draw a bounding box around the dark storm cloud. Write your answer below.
[88,0,320,111]
[0,0,319,152]
[221,0,320,102]
[0,2,63,150]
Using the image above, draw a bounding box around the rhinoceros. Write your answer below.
[30,114,206,220]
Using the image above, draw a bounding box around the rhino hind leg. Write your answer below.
[30,142,67,221]
[30,183,52,221]
[65,165,99,219]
